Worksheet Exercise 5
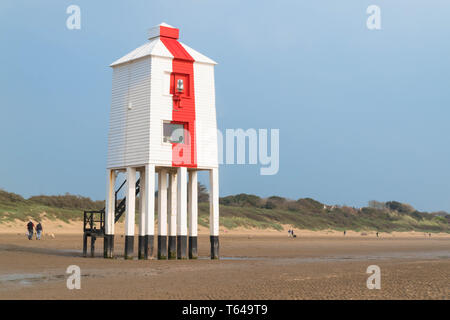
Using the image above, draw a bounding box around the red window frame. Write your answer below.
[170,73,190,98]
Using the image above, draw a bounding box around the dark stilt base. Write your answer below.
[157,235,167,259]
[90,235,96,257]
[145,235,154,259]
[189,236,198,259]
[138,235,146,260]
[83,233,88,257]
[177,235,188,259]
[104,234,114,258]
[124,235,134,260]
[210,236,219,259]
[168,236,177,259]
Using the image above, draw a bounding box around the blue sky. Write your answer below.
[1,1,449,212]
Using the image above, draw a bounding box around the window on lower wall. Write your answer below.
[163,122,185,144]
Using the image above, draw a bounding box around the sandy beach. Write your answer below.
[0,221,449,299]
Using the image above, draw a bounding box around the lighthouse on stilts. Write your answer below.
[88,23,219,260]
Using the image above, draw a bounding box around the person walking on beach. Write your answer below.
[36,222,43,240]
[26,220,34,240]
[343,230,346,236]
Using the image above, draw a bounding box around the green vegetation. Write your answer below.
[0,189,102,224]
[203,194,449,233]
[0,188,448,233]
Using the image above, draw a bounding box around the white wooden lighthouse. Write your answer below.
[104,23,219,260]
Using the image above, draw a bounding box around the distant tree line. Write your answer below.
[1,187,448,224]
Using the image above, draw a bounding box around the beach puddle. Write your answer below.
[0,273,47,287]
[0,272,68,289]
[214,250,450,263]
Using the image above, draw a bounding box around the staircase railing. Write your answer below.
[83,178,141,234]
[114,178,140,223]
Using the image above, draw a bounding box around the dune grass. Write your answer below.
[0,189,448,233]
[0,189,99,224]
[196,202,449,233]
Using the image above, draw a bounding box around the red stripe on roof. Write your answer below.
[160,37,194,62]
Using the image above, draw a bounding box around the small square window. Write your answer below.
[163,122,185,144]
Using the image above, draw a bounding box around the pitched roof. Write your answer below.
[110,23,217,67]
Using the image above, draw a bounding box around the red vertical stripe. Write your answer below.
[160,37,197,168]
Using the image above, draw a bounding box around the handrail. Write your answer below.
[115,179,127,197]
[114,178,140,223]
[83,178,141,234]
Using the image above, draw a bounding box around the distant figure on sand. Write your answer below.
[26,220,34,240]
[36,222,43,240]
[343,230,346,236]
[376,232,379,238]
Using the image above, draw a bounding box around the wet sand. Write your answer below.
[0,233,448,299]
